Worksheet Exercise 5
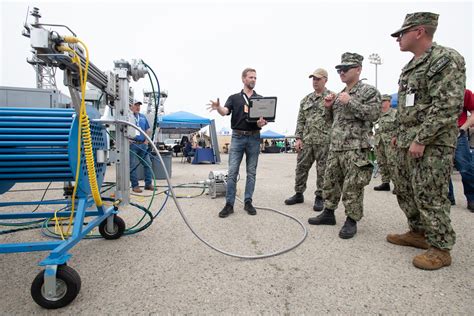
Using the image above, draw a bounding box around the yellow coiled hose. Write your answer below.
[55,38,103,238]
[79,110,103,207]
[59,38,103,208]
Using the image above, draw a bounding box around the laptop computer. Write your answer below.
[248,96,277,122]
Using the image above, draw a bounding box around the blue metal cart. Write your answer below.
[0,107,124,309]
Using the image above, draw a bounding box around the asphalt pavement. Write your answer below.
[0,153,473,314]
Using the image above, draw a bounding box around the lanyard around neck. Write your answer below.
[242,93,250,105]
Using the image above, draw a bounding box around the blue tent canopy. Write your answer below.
[391,93,398,108]
[260,130,285,139]
[159,111,211,132]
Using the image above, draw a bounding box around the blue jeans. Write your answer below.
[226,133,261,206]
[448,132,474,202]
[130,143,153,188]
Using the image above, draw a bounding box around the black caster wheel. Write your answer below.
[31,265,81,309]
[99,215,125,240]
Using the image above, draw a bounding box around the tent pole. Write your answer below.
[209,119,221,163]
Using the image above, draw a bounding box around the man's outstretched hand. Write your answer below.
[207,98,220,111]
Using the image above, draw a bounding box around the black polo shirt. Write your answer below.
[224,90,262,131]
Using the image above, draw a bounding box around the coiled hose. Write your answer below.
[80,111,103,207]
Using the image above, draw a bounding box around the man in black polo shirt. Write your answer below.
[208,68,268,218]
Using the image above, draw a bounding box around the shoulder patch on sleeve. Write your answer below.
[363,86,377,100]
[427,55,451,78]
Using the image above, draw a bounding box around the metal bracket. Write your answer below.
[44,265,58,299]
[106,215,115,233]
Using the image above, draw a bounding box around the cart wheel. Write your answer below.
[31,265,81,309]
[99,215,125,240]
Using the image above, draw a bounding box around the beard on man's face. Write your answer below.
[246,81,255,89]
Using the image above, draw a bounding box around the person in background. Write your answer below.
[373,94,397,191]
[448,89,474,211]
[180,135,189,147]
[207,68,267,218]
[387,12,466,270]
[129,101,153,193]
[197,135,206,148]
[284,68,333,212]
[183,139,195,163]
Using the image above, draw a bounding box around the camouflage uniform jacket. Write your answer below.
[395,42,466,148]
[295,88,333,145]
[374,108,397,146]
[329,80,381,151]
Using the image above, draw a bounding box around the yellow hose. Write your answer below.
[72,38,104,208]
[79,111,103,207]
[55,45,84,238]
[55,38,104,238]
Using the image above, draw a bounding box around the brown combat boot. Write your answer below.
[386,230,429,249]
[412,247,451,270]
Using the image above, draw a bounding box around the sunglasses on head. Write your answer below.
[337,65,358,74]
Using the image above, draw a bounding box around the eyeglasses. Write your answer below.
[336,66,358,74]
[397,28,420,40]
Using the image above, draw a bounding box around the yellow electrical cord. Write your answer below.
[55,37,104,238]
[54,45,83,239]
[71,38,103,208]
[79,110,103,207]
[53,211,66,240]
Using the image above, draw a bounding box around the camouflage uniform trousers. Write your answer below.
[375,139,396,183]
[322,149,373,221]
[294,143,329,197]
[392,145,456,250]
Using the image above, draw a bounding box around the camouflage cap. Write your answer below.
[390,12,439,37]
[309,68,328,79]
[381,94,392,102]
[335,52,363,69]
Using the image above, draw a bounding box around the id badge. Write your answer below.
[405,93,415,107]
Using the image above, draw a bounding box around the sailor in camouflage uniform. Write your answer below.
[308,53,381,239]
[284,68,333,212]
[386,12,466,270]
[373,94,397,191]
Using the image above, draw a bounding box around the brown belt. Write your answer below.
[233,129,260,136]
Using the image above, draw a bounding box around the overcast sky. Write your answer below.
[1,0,472,134]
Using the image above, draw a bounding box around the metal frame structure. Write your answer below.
[0,7,147,309]
[28,55,58,90]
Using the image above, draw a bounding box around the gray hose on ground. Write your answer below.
[95,119,308,259]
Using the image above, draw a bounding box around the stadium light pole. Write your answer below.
[368,53,382,89]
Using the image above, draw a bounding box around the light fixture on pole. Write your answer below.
[368,53,382,89]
